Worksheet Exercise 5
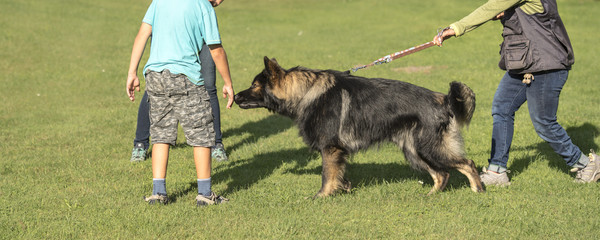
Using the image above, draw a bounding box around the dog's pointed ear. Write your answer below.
[263,56,284,79]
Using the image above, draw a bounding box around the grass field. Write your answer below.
[2,0,600,239]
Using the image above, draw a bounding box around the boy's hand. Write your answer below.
[222,84,234,109]
[126,73,140,101]
[209,0,224,7]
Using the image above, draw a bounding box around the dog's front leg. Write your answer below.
[314,146,350,198]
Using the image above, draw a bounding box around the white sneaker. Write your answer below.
[480,167,511,186]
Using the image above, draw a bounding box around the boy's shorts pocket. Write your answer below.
[180,86,215,147]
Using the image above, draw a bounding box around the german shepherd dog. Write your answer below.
[234,57,484,197]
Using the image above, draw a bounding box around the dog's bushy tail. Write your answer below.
[447,81,476,128]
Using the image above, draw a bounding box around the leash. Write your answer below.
[350,41,435,72]
[350,28,449,72]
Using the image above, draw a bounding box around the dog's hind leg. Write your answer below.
[314,146,351,198]
[454,158,485,193]
[400,141,450,195]
[436,122,484,193]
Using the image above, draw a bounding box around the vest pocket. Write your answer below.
[502,39,533,71]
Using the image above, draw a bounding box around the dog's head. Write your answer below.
[234,57,284,110]
[234,56,336,117]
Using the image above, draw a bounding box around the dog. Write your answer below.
[234,57,484,197]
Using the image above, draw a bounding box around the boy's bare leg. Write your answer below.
[152,143,170,178]
[194,146,214,199]
[194,146,228,205]
[144,143,170,202]
[194,146,212,179]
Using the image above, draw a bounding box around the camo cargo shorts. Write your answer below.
[145,69,215,147]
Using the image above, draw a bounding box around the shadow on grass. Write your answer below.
[163,156,485,202]
[221,114,294,153]
[211,147,441,197]
[168,118,600,200]
[168,114,295,202]
[215,148,315,195]
[168,114,294,151]
[284,154,425,189]
[162,118,600,200]
[213,146,477,197]
[171,141,489,200]
[508,122,599,178]
[171,152,483,201]
[284,159,480,195]
[166,147,314,202]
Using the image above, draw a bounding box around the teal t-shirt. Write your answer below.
[142,0,221,85]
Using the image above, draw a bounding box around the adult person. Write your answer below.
[433,0,599,185]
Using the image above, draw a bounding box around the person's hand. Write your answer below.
[222,84,234,109]
[433,27,456,46]
[209,0,224,7]
[492,11,505,21]
[126,73,140,101]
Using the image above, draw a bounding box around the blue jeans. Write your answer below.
[133,44,222,149]
[489,70,582,169]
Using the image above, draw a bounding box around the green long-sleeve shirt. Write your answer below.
[449,0,544,37]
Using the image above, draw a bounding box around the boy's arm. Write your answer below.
[208,44,234,109]
[127,23,152,101]
[209,0,225,7]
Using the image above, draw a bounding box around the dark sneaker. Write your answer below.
[130,143,147,162]
[143,194,168,205]
[211,143,228,162]
[572,150,600,183]
[480,167,511,186]
[196,192,228,207]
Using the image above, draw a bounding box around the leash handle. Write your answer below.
[436,27,451,46]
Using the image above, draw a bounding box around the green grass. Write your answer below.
[2,0,600,238]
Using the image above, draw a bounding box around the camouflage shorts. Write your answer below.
[145,69,215,147]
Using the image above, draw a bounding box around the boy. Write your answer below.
[126,0,234,206]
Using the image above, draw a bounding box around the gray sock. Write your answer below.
[152,178,166,196]
[197,178,211,196]
[572,153,590,169]
[487,164,508,173]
